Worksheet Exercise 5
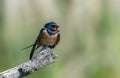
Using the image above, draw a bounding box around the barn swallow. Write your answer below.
[22,22,60,60]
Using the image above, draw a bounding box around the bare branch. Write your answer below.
[0,48,57,78]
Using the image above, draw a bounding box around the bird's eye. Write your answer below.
[52,25,56,27]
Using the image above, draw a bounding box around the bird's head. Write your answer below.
[44,22,60,31]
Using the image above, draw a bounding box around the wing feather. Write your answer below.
[29,28,45,59]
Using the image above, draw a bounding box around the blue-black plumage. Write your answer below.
[22,22,60,60]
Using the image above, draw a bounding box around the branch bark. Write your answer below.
[0,48,57,78]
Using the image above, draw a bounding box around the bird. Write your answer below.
[21,22,60,60]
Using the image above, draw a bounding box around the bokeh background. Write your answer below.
[0,0,120,78]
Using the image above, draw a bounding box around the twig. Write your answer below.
[0,48,57,78]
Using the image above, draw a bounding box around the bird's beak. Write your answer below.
[56,26,60,29]
[57,26,60,27]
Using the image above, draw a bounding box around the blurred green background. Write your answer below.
[0,0,120,78]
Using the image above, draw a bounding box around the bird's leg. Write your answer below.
[40,46,49,52]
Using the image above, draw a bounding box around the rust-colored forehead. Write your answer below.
[54,24,60,27]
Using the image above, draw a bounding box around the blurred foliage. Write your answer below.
[0,0,120,78]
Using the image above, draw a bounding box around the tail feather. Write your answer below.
[29,47,35,59]
[29,44,37,59]
[21,44,34,50]
[29,39,38,59]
